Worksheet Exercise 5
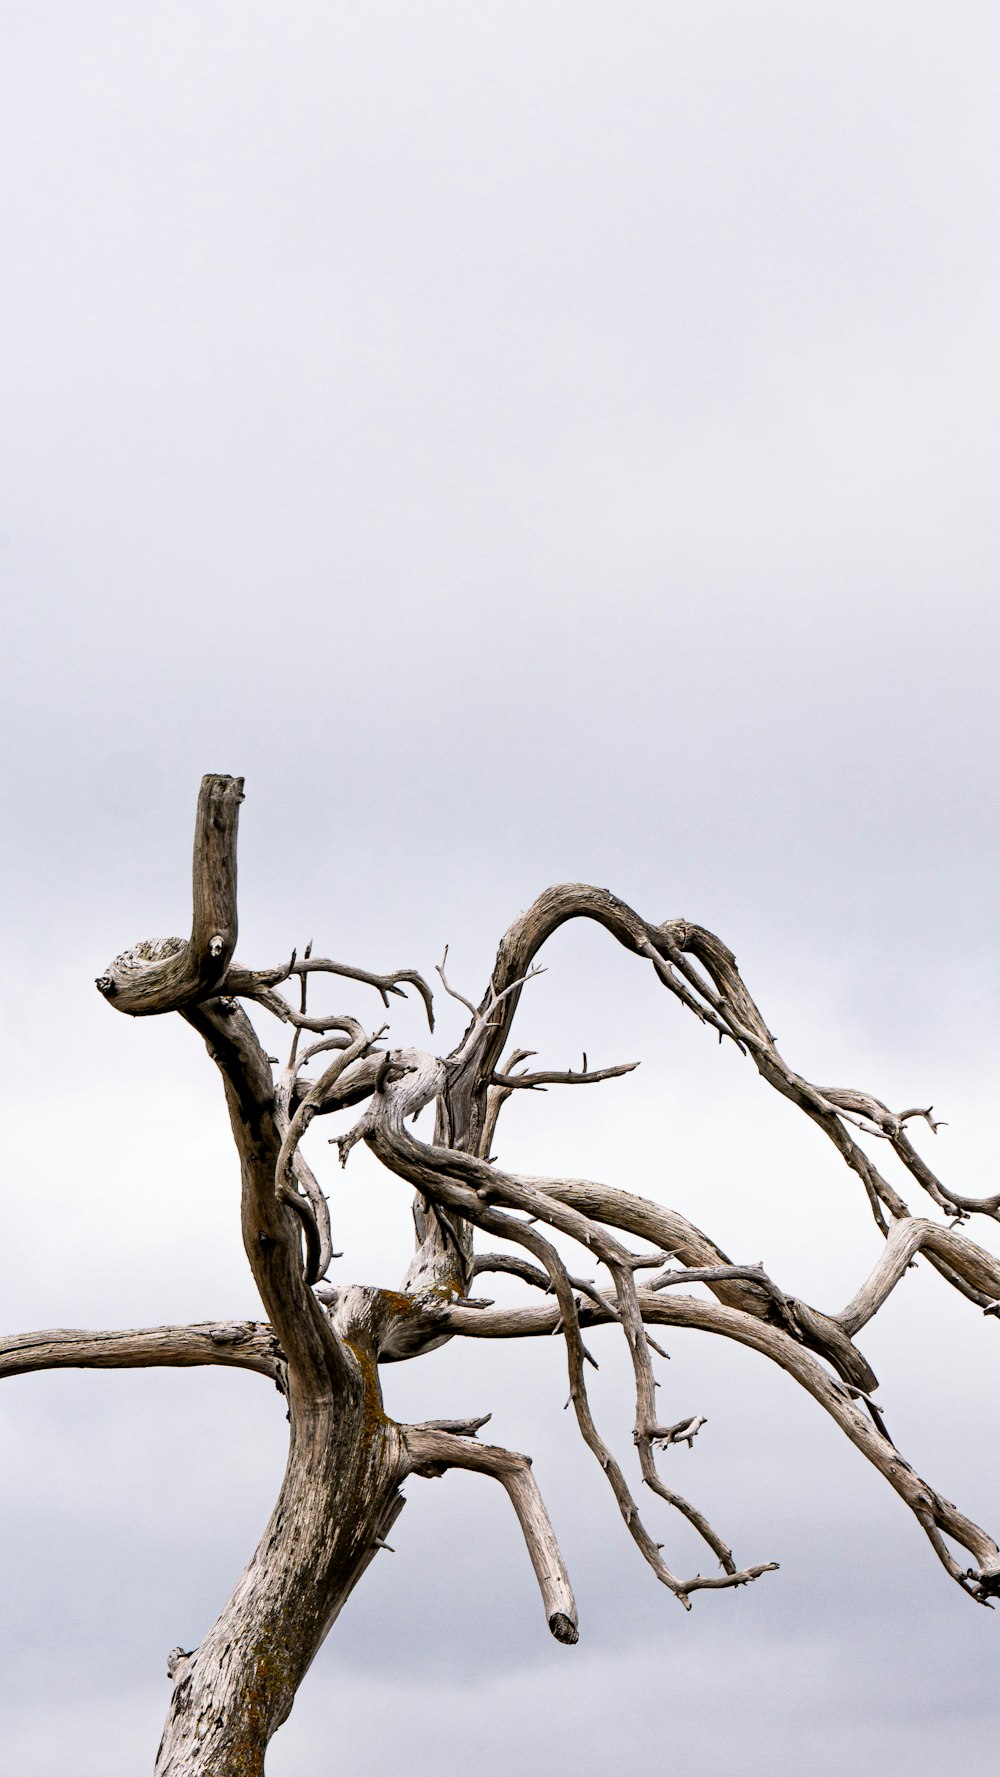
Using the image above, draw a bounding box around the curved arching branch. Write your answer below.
[437,886,1000,1308]
[834,1217,1000,1334]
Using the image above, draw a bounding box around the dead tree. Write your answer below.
[5,773,1000,1775]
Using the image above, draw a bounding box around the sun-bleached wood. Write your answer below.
[4,774,999,1771]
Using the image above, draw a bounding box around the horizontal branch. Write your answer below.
[225,958,435,1030]
[471,1250,621,1333]
[492,1058,639,1090]
[0,1322,280,1383]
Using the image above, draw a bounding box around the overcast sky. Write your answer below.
[1,4,999,1772]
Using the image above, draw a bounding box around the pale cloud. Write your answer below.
[1,2,998,1769]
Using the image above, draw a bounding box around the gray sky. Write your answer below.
[1,3,998,1771]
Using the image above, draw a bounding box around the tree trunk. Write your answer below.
[155,1384,404,1776]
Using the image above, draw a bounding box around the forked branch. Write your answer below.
[358,1073,779,1606]
[436,1285,1000,1604]
[226,956,435,1030]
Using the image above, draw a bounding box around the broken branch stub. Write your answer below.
[95,773,243,1014]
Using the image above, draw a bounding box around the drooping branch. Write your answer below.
[435,1286,1000,1603]
[438,884,1000,1322]
[402,1424,579,1643]
[351,1065,779,1605]
[654,920,1000,1229]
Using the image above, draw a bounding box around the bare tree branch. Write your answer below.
[274,1026,386,1281]
[436,883,1000,1251]
[355,1066,779,1606]
[95,774,243,1014]
[436,1287,1000,1603]
[492,1056,640,1090]
[0,1323,280,1382]
[834,1217,1000,1334]
[403,1424,579,1643]
[225,956,435,1030]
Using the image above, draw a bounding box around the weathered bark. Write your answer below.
[155,1390,405,1776]
[95,774,243,1015]
[0,1323,279,1381]
[153,992,409,1774]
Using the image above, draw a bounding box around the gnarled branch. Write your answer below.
[436,1286,1000,1604]
[96,774,243,1014]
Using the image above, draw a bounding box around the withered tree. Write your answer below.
[5,775,1000,1775]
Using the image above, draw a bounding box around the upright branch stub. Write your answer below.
[95,775,243,1015]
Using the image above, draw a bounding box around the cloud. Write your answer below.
[1,1,998,1768]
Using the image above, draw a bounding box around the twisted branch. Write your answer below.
[359,1072,778,1606]
[436,1287,1000,1603]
